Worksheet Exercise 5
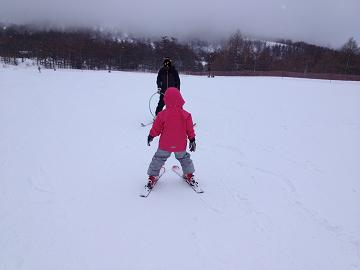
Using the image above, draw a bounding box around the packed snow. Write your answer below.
[1,66,360,270]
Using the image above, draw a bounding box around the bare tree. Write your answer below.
[341,37,359,74]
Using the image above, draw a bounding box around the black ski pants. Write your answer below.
[155,93,165,115]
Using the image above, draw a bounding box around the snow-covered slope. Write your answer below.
[1,67,359,270]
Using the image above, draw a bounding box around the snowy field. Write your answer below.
[1,66,360,270]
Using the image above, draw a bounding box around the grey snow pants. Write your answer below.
[147,148,195,176]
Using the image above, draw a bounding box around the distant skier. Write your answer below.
[146,87,196,189]
[155,57,180,115]
[207,64,211,78]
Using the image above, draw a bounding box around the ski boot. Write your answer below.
[183,173,197,186]
[146,175,158,189]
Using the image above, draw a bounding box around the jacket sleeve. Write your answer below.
[186,114,195,140]
[149,113,164,138]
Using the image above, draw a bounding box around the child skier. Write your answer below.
[146,87,196,189]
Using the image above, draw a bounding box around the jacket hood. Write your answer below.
[163,87,184,108]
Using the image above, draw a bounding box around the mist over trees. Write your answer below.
[0,24,359,76]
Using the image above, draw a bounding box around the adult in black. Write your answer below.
[155,57,180,115]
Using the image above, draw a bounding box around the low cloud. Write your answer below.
[1,0,359,48]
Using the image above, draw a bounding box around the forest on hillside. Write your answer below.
[1,24,359,75]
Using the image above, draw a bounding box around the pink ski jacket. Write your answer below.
[149,87,195,152]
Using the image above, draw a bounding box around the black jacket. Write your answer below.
[156,66,180,91]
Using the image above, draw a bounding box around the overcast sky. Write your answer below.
[1,0,359,48]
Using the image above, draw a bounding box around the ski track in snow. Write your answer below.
[294,200,360,261]
[196,194,222,214]
[210,117,360,267]
[235,131,359,249]
[27,177,54,194]
[219,176,275,234]
[251,166,297,193]
[235,149,360,261]
[237,158,360,262]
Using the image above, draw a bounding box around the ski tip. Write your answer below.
[140,192,149,197]
[140,121,154,127]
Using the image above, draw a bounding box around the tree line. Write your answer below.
[0,24,359,75]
